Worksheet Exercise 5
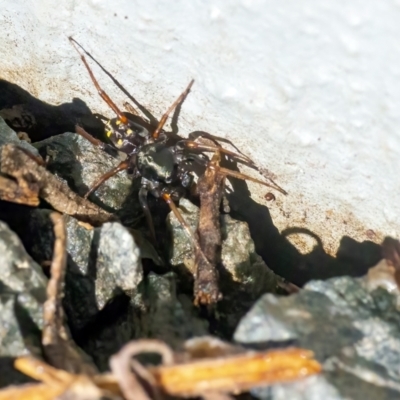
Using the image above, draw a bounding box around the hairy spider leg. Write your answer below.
[188,131,288,194]
[152,80,195,140]
[182,141,254,166]
[209,165,288,195]
[139,187,157,244]
[186,146,287,195]
[188,131,253,163]
[75,125,116,153]
[84,159,130,199]
[161,192,213,264]
[69,37,128,125]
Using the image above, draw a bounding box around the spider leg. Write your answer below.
[187,132,287,195]
[208,164,288,195]
[162,192,195,243]
[69,37,128,124]
[188,131,252,162]
[84,159,130,199]
[181,148,286,195]
[75,125,118,156]
[181,140,254,166]
[76,124,120,159]
[139,186,157,244]
[75,124,105,148]
[161,192,209,260]
[152,80,194,140]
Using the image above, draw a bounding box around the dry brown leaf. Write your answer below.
[0,174,39,206]
[1,144,114,225]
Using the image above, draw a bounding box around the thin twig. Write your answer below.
[194,151,225,306]
[110,340,174,400]
[42,212,97,374]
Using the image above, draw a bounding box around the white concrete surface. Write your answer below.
[1,0,399,255]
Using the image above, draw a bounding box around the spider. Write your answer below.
[68,37,287,249]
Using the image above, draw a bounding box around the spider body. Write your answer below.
[103,116,196,197]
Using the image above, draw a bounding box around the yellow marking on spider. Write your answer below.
[116,119,121,125]
[106,130,112,137]
[117,138,123,146]
[126,129,133,135]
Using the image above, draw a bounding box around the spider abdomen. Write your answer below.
[106,118,148,154]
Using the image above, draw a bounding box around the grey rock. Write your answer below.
[64,217,144,329]
[251,375,342,400]
[167,198,199,270]
[252,370,399,400]
[8,208,97,332]
[7,209,145,372]
[15,209,146,332]
[0,116,39,157]
[96,222,143,308]
[234,275,400,399]
[33,132,134,211]
[167,198,280,297]
[0,221,47,357]
[135,272,209,348]
[221,215,279,296]
[0,294,41,357]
